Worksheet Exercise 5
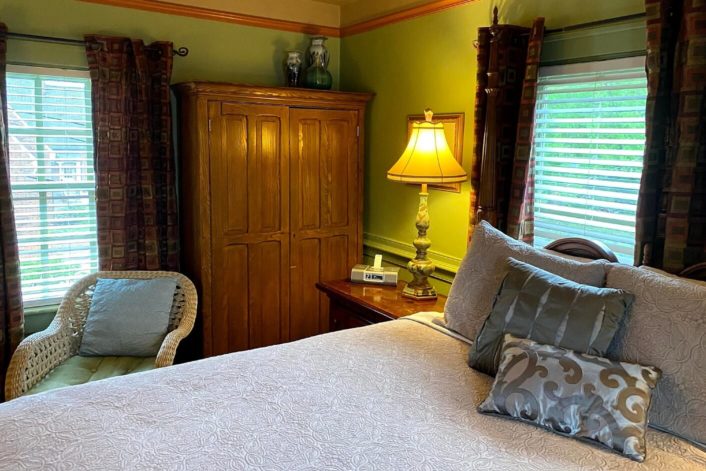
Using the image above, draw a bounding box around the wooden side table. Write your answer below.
[316,279,447,332]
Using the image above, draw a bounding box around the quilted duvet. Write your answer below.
[1,316,704,470]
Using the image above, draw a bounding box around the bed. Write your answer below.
[1,238,705,470]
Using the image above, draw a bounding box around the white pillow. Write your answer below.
[639,265,706,287]
[606,263,706,447]
[443,221,608,340]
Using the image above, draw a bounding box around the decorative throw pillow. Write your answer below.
[606,264,706,447]
[444,221,607,341]
[479,334,661,462]
[469,258,633,376]
[79,278,177,357]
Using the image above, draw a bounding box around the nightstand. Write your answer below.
[316,279,447,332]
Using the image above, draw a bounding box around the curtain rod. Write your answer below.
[6,31,189,57]
[545,12,646,34]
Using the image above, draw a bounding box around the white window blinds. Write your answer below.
[6,68,98,308]
[531,57,647,264]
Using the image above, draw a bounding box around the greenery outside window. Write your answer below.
[6,66,97,308]
[531,56,647,264]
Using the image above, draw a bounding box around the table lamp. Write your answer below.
[387,109,468,300]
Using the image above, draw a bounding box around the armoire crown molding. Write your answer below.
[78,0,475,38]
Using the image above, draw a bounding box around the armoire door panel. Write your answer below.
[211,103,288,238]
[290,109,358,233]
[214,244,249,355]
[211,108,249,236]
[289,237,321,341]
[209,101,289,355]
[296,119,322,230]
[250,116,284,234]
[289,108,360,340]
[321,119,351,228]
[289,234,354,340]
[248,240,287,349]
[213,240,288,354]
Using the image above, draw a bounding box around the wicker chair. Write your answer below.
[5,271,198,401]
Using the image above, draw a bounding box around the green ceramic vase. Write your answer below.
[304,36,332,90]
[304,65,333,90]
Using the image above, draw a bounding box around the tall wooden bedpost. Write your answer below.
[476,6,500,226]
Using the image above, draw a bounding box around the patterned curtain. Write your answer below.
[469,14,545,244]
[85,36,179,271]
[635,0,706,272]
[0,24,25,401]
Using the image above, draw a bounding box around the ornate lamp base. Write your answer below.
[402,273,438,300]
[403,184,437,300]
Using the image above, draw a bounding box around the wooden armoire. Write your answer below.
[175,83,373,357]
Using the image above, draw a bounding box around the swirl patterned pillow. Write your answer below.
[479,334,661,462]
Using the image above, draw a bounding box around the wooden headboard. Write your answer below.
[678,262,706,281]
[545,237,706,282]
[544,237,618,263]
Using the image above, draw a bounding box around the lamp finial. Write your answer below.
[424,108,433,122]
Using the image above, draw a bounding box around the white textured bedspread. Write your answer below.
[1,317,704,470]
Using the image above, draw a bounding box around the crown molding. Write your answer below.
[79,0,474,38]
[341,0,474,37]
[78,0,341,37]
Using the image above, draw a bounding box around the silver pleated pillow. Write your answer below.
[469,257,633,376]
[479,334,661,462]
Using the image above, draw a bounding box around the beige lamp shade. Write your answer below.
[387,110,467,184]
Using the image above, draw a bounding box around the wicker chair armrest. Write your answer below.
[155,273,198,368]
[5,318,76,400]
[155,323,192,368]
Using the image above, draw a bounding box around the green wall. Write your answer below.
[341,0,645,293]
[1,0,646,313]
[0,0,340,88]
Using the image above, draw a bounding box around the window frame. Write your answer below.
[6,65,98,309]
[530,55,648,264]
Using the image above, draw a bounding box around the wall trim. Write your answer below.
[79,0,341,37]
[363,232,461,284]
[78,0,475,38]
[341,0,475,37]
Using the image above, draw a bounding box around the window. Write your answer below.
[6,68,97,307]
[531,57,648,263]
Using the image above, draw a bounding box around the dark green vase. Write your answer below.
[304,65,333,90]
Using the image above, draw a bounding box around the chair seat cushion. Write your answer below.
[25,355,155,396]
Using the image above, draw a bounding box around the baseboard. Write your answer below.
[363,232,461,285]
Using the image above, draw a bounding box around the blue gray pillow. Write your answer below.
[479,334,661,462]
[79,278,177,357]
[469,258,633,376]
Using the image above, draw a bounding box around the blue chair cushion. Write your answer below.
[79,278,176,357]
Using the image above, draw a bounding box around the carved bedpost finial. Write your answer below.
[492,6,499,26]
[424,108,433,122]
[642,243,652,266]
